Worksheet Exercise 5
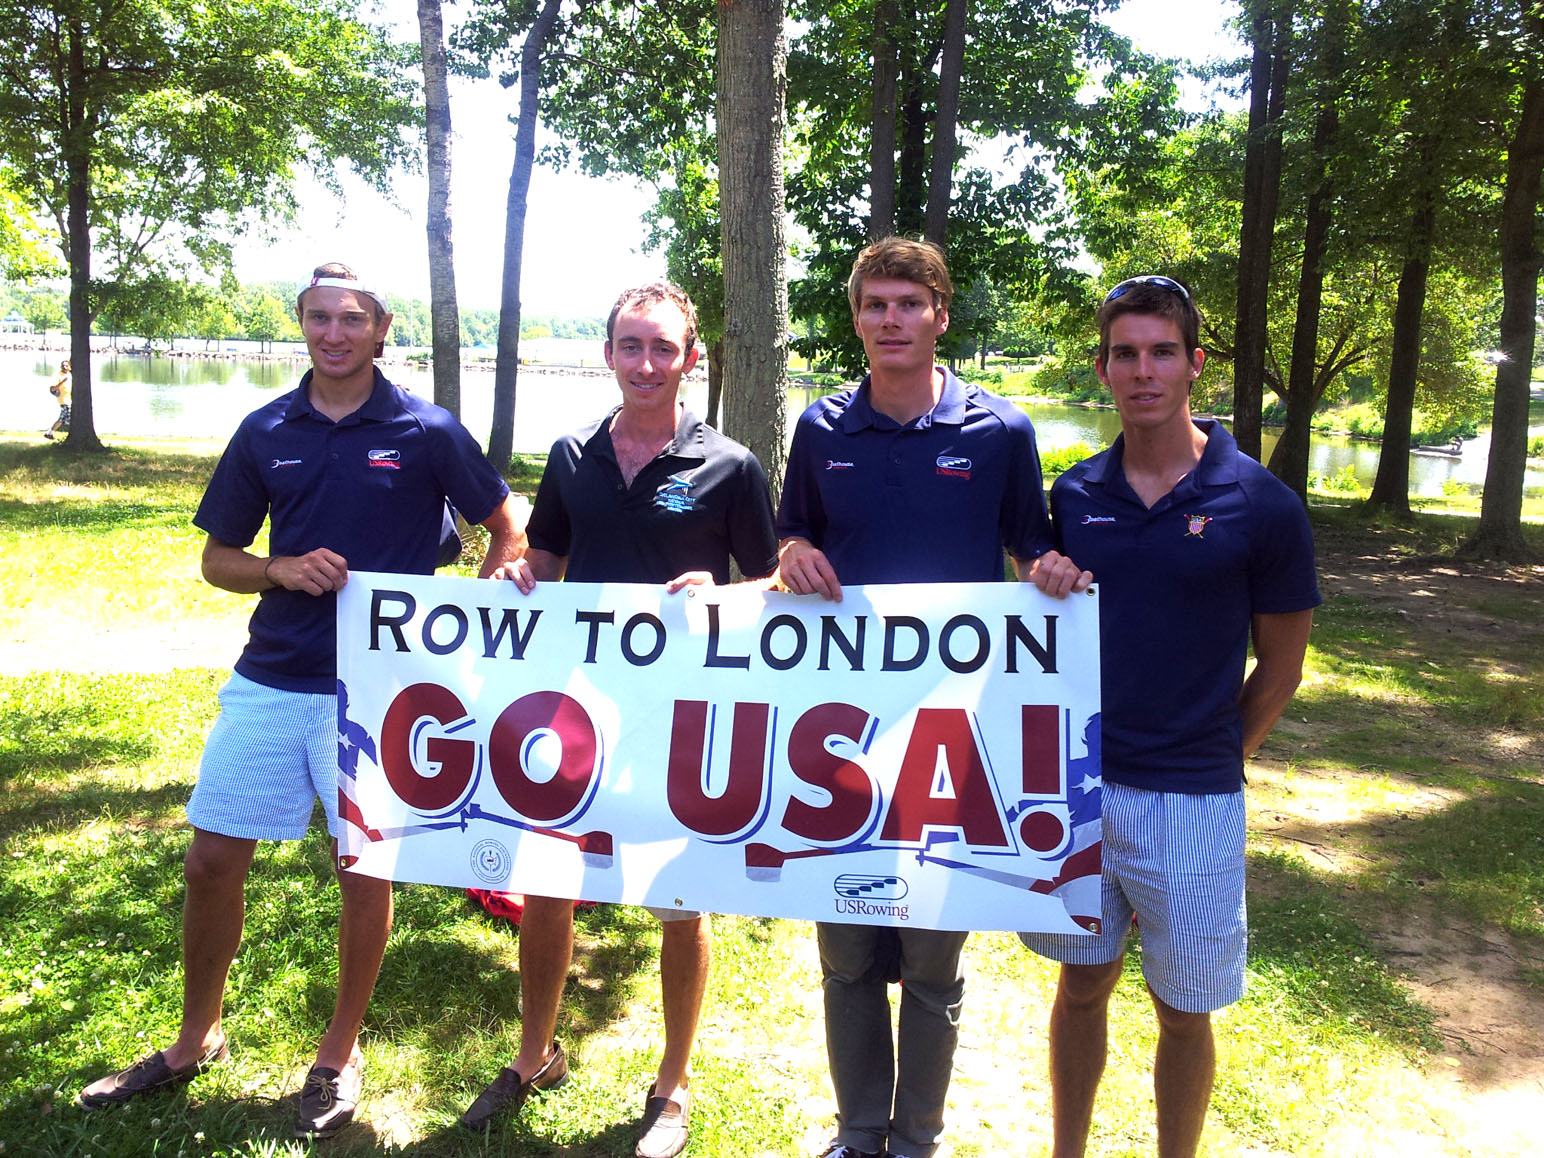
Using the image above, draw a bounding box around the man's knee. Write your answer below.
[659,913,710,946]
[1057,959,1124,1010]
[1150,992,1212,1041]
[183,830,255,889]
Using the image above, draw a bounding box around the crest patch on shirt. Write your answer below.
[654,472,699,513]
[936,454,972,479]
[368,449,401,470]
[1183,514,1212,538]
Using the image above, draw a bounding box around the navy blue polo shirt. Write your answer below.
[195,369,510,693]
[776,370,1053,583]
[526,407,779,584]
[1052,420,1320,794]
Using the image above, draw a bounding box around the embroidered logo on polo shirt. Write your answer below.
[1184,514,1212,537]
[367,449,401,470]
[1081,515,1116,525]
[826,460,855,470]
[936,455,972,479]
[270,458,302,469]
[654,473,698,513]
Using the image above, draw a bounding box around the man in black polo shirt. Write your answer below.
[461,283,778,1158]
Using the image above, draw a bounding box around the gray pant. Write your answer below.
[818,922,968,1158]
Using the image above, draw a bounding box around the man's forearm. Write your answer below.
[1240,609,1314,756]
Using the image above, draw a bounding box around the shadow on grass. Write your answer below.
[1247,773,1544,1073]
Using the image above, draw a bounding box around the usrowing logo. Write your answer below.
[368,449,401,470]
[832,874,911,919]
[936,454,972,479]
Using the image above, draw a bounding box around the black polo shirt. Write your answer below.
[527,407,779,583]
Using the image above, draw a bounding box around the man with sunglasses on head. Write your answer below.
[1019,276,1319,1158]
[77,263,527,1140]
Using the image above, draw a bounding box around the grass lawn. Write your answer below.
[2,437,1541,1157]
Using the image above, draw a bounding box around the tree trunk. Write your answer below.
[418,0,461,417]
[896,78,928,235]
[707,338,724,428]
[923,0,966,248]
[869,0,898,240]
[62,18,102,453]
[1268,100,1337,501]
[1367,199,1435,514]
[1463,74,1543,560]
[1232,2,1289,462]
[487,0,563,471]
[717,0,788,495]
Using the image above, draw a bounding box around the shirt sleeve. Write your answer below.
[193,425,271,547]
[1000,410,1054,562]
[1248,484,1322,613]
[432,421,510,526]
[525,436,576,558]
[729,450,780,579]
[774,411,827,548]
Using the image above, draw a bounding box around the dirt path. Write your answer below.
[1258,526,1544,1158]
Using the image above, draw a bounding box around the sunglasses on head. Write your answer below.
[1103,275,1190,303]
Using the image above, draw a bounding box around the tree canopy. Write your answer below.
[0,0,418,449]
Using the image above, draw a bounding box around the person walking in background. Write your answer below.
[43,359,70,439]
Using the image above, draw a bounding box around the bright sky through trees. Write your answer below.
[230,0,1241,316]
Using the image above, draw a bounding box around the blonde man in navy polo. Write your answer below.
[1021,276,1319,1158]
[776,237,1086,1158]
[78,264,527,1139]
[465,283,778,1158]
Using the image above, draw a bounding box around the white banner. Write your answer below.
[336,574,1103,934]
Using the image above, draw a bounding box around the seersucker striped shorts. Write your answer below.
[1018,779,1247,1013]
[186,672,340,841]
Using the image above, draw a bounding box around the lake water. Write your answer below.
[6,346,1542,497]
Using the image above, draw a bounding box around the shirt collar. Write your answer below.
[286,367,395,425]
[589,405,709,464]
[837,368,967,433]
[1086,418,1240,492]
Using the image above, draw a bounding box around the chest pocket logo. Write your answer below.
[368,449,401,470]
[1184,514,1212,538]
[654,472,699,513]
[936,454,972,480]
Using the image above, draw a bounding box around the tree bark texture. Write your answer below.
[924,0,967,248]
[717,0,789,496]
[418,0,461,418]
[1465,73,1544,560]
[488,0,564,471]
[1268,99,1338,501]
[64,18,102,452]
[1232,4,1289,462]
[707,338,724,429]
[1367,197,1435,514]
[896,78,929,235]
[869,0,898,240]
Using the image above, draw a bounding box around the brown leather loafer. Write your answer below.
[458,1040,568,1130]
[77,1039,229,1109]
[293,1053,363,1138]
[635,1082,690,1158]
